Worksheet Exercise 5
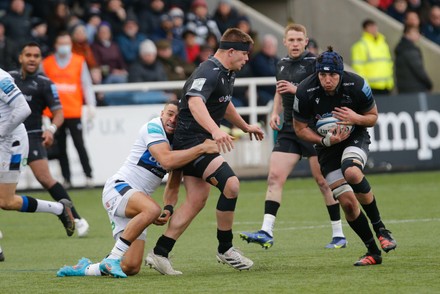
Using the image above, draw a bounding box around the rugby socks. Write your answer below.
[20,195,63,215]
[154,235,176,258]
[361,197,385,235]
[48,182,81,219]
[108,237,131,259]
[217,229,233,254]
[327,203,345,238]
[261,200,280,237]
[347,211,381,255]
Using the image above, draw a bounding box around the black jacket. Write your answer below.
[394,37,433,93]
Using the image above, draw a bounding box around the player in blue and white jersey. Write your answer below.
[0,67,75,261]
[57,101,218,278]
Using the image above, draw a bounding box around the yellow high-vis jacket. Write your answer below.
[351,32,394,91]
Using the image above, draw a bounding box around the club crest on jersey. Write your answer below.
[315,97,320,104]
[190,78,206,91]
[219,95,232,103]
[280,66,285,72]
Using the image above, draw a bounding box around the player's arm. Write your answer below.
[224,102,264,141]
[42,108,64,147]
[188,96,234,153]
[269,92,283,130]
[154,169,182,226]
[294,119,323,145]
[0,81,31,137]
[149,139,219,171]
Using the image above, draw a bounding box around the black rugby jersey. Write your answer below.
[277,51,315,123]
[293,71,375,135]
[9,70,61,133]
[176,56,234,137]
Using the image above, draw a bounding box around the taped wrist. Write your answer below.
[47,124,57,134]
[163,204,174,216]
[321,132,332,147]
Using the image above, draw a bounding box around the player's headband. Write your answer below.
[219,41,251,52]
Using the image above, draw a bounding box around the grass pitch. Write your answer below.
[1,171,439,293]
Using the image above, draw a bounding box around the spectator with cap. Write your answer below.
[91,22,128,84]
[169,6,185,39]
[128,39,167,83]
[116,16,147,66]
[185,0,221,45]
[84,12,102,44]
[395,25,433,93]
[386,0,408,23]
[235,15,260,55]
[351,19,394,95]
[151,13,187,61]
[421,5,440,45]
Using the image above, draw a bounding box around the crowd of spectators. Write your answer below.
[0,0,274,106]
[364,0,440,45]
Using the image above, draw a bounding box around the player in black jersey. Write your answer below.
[148,28,264,274]
[10,42,89,237]
[240,24,346,250]
[293,47,397,266]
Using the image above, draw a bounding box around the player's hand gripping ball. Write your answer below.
[316,116,353,137]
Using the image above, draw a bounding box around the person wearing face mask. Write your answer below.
[42,31,96,189]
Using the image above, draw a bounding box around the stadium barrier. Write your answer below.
[17,79,440,190]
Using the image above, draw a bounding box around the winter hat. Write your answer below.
[316,46,344,75]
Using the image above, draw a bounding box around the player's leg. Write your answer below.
[55,122,71,187]
[101,186,161,278]
[326,169,382,266]
[148,175,209,275]
[240,151,300,248]
[68,118,93,184]
[28,157,89,237]
[308,156,346,249]
[341,146,396,252]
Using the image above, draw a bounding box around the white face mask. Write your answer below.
[57,44,71,55]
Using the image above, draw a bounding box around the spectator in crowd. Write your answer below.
[47,1,72,48]
[351,19,394,95]
[364,0,393,12]
[386,0,408,23]
[395,25,433,93]
[185,0,221,45]
[421,5,440,45]
[0,21,19,71]
[42,32,96,189]
[101,0,127,37]
[128,39,167,83]
[137,0,167,37]
[84,12,102,44]
[404,10,421,29]
[307,38,319,55]
[235,15,260,55]
[156,39,195,81]
[250,33,280,106]
[206,31,220,50]
[30,18,51,57]
[116,16,147,66]
[212,0,241,35]
[151,13,187,60]
[71,23,99,71]
[194,43,214,66]
[0,0,31,48]
[407,0,432,24]
[169,6,185,39]
[91,22,128,84]
[182,27,200,63]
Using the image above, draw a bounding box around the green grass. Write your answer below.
[1,171,440,293]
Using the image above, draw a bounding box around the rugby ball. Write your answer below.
[316,116,353,137]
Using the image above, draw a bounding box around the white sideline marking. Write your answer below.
[233,218,440,231]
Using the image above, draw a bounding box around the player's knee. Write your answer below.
[341,159,363,183]
[350,177,371,194]
[216,193,238,212]
[122,261,141,276]
[205,162,237,196]
[148,202,162,219]
[267,171,287,189]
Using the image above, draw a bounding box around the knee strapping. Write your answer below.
[205,162,235,192]
[350,177,371,194]
[216,193,237,211]
[341,158,364,174]
[332,183,353,200]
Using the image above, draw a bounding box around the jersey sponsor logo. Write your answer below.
[50,84,60,100]
[343,82,354,86]
[306,86,319,92]
[219,95,232,103]
[191,78,206,91]
[0,78,15,94]
[147,122,164,135]
[293,96,299,112]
